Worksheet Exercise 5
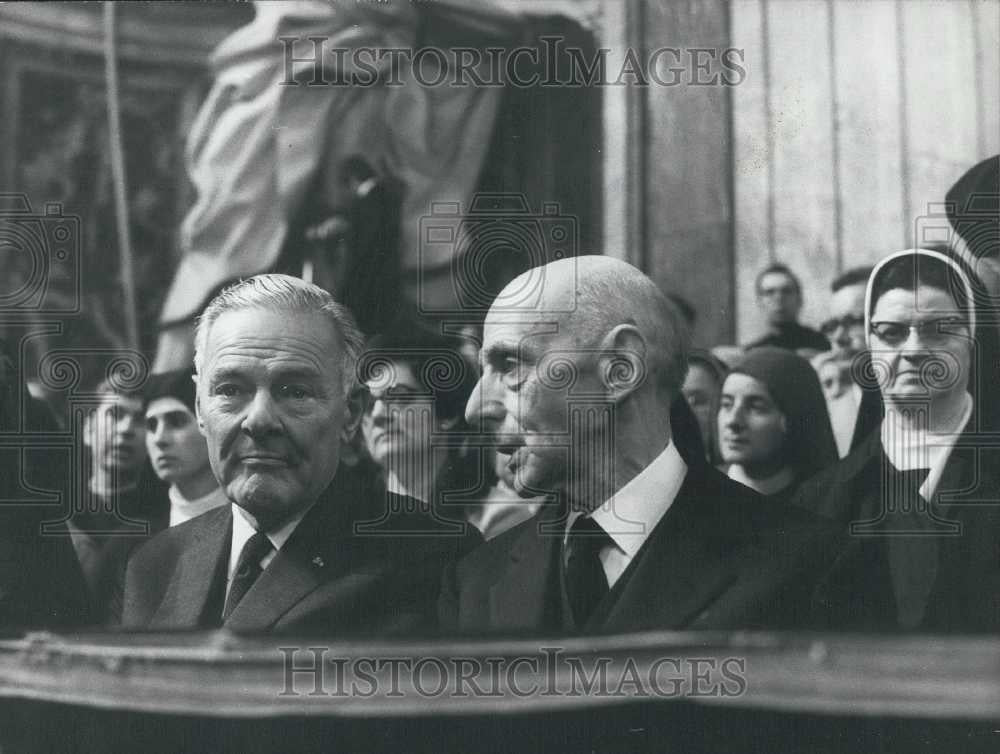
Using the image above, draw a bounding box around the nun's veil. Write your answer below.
[862,247,1000,434]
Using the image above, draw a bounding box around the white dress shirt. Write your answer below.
[828,383,863,458]
[565,441,687,588]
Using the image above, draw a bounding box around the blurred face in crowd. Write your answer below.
[757,271,801,326]
[362,360,436,472]
[84,392,146,477]
[817,358,849,401]
[145,397,211,488]
[467,314,602,499]
[717,373,787,475]
[869,286,971,409]
[682,363,721,451]
[822,283,867,360]
[196,308,361,530]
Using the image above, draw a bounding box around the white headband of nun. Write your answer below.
[864,247,977,349]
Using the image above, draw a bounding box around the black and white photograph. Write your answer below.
[0,0,998,751]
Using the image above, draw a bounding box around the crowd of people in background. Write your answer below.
[0,155,997,639]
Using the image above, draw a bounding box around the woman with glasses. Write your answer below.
[795,247,1000,632]
[357,325,515,544]
[359,328,478,518]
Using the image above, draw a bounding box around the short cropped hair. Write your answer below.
[831,266,873,293]
[194,274,364,395]
[574,263,690,400]
[142,368,197,414]
[755,263,801,296]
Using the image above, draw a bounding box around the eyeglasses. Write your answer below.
[758,286,797,298]
[869,319,970,347]
[364,383,431,412]
[820,314,865,336]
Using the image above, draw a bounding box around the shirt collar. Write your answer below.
[168,485,229,527]
[881,391,973,499]
[572,440,687,559]
[231,501,311,559]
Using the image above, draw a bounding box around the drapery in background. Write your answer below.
[158,0,511,366]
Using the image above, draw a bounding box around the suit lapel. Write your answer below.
[151,507,232,628]
[223,545,331,632]
[224,491,353,632]
[488,511,563,631]
[599,466,738,631]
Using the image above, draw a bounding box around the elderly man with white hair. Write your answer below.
[440,256,838,634]
[121,274,473,634]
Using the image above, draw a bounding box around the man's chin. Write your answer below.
[508,465,562,499]
[228,480,301,523]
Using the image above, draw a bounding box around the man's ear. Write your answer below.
[192,373,207,437]
[597,324,648,402]
[341,384,367,441]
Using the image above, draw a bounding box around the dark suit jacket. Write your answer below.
[794,426,1000,632]
[0,513,91,629]
[439,462,841,635]
[121,488,476,635]
[745,322,830,352]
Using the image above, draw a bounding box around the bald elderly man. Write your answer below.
[440,256,839,634]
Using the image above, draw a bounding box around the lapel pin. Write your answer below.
[312,556,325,568]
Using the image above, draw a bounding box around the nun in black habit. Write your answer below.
[794,247,1000,633]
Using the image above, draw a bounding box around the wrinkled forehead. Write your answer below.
[482,311,576,351]
[203,307,343,372]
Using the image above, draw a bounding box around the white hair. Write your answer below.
[193,274,364,394]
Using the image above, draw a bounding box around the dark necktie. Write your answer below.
[889,467,931,514]
[564,516,612,628]
[222,530,273,621]
[884,466,939,629]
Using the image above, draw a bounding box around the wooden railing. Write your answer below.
[1,629,997,719]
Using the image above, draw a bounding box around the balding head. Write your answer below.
[492,256,690,399]
[471,256,690,502]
